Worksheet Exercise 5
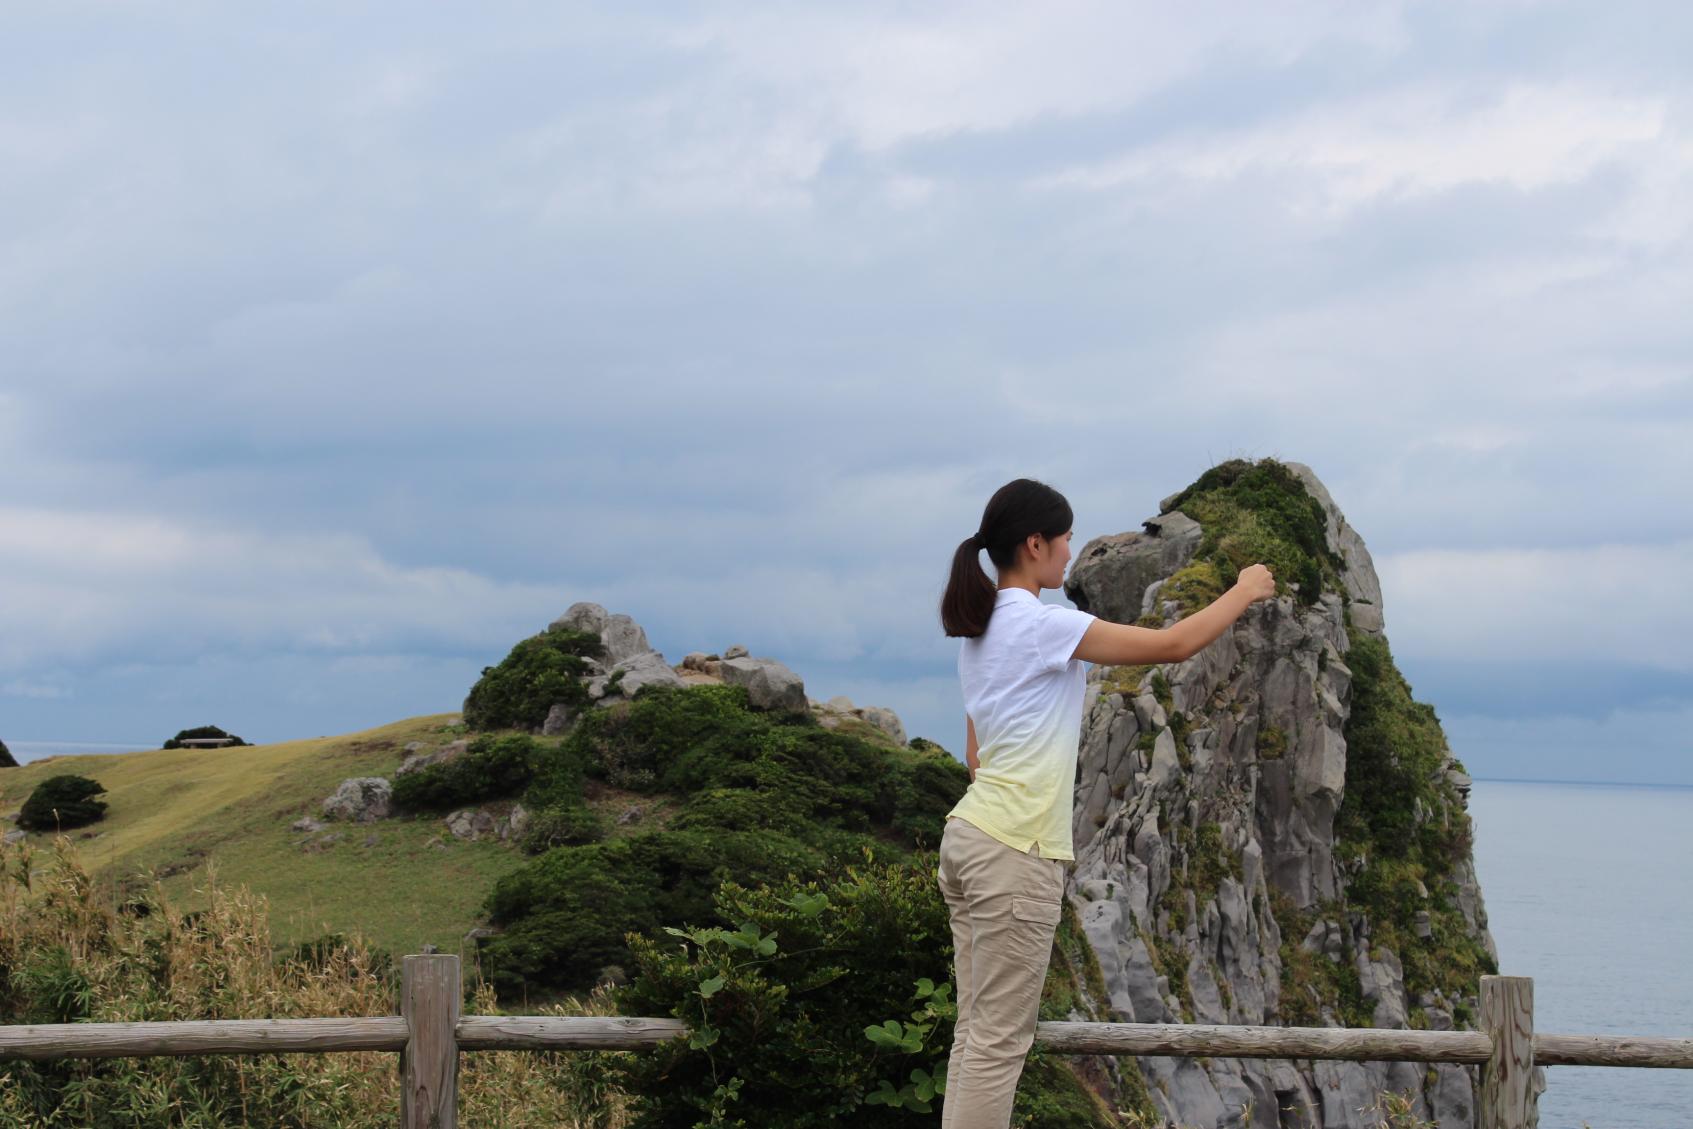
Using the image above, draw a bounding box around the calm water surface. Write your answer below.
[1469,778,1693,1129]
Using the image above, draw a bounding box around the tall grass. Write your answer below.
[0,834,635,1128]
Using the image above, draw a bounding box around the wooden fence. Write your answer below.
[3,952,1691,1128]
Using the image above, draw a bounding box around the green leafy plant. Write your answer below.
[861,975,954,1113]
[609,854,967,1127]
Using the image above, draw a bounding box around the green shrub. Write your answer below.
[1329,625,1497,1010]
[18,775,108,831]
[610,854,1104,1128]
[463,627,603,732]
[476,828,828,999]
[669,786,812,836]
[882,754,968,850]
[570,682,763,794]
[518,735,592,812]
[518,802,606,852]
[477,682,971,1000]
[390,733,544,812]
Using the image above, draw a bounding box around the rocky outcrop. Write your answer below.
[0,739,16,769]
[813,695,908,745]
[396,739,467,777]
[444,801,530,843]
[1057,460,1510,1128]
[542,602,687,715]
[542,703,577,736]
[718,655,808,714]
[321,777,393,823]
[588,650,686,704]
[534,605,903,731]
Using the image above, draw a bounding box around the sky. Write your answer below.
[2,1,1689,784]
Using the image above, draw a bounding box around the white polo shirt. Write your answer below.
[949,586,1098,861]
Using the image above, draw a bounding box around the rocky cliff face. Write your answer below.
[1058,459,1509,1129]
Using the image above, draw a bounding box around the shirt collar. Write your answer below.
[995,587,1040,604]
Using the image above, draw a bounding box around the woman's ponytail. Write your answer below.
[939,478,1074,637]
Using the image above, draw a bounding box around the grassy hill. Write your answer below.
[0,693,955,984]
[0,714,537,962]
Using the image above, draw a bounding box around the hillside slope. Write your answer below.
[0,714,532,960]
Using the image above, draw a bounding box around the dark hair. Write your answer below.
[939,478,1074,638]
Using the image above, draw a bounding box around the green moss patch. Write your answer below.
[1157,457,1343,610]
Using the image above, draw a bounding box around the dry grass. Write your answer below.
[0,833,639,1128]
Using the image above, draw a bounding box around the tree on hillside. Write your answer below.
[163,725,249,749]
[18,774,108,831]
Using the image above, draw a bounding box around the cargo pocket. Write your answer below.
[1009,895,1062,927]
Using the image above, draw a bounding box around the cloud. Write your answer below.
[2,679,71,700]
[0,1,1688,777]
[1375,538,1693,672]
[1031,81,1666,214]
[678,1,1409,152]
[0,504,575,673]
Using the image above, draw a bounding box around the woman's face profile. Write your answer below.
[1027,528,1074,590]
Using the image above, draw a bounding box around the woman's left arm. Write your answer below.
[965,715,979,782]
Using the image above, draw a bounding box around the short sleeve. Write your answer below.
[1036,604,1097,674]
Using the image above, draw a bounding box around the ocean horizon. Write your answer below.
[6,740,160,766]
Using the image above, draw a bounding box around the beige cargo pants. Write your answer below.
[935,815,1066,1129]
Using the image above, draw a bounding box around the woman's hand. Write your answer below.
[1235,563,1276,603]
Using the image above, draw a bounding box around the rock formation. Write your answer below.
[1056,459,1516,1128]
[444,800,529,843]
[396,739,468,777]
[530,604,901,736]
[546,603,687,709]
[321,777,393,823]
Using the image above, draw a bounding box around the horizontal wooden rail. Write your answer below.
[0,1016,409,1060]
[5,956,1692,1128]
[1032,1020,1493,1063]
[454,1015,688,1051]
[5,1012,1689,1071]
[1533,1032,1693,1069]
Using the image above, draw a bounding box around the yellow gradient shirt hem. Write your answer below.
[946,810,1075,861]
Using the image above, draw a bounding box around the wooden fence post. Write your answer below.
[401,953,461,1129]
[1479,975,1538,1129]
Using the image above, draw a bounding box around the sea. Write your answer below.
[2,746,1688,1124]
[5,740,153,766]
[1469,778,1693,1129]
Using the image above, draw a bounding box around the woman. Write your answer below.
[935,477,1275,1128]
